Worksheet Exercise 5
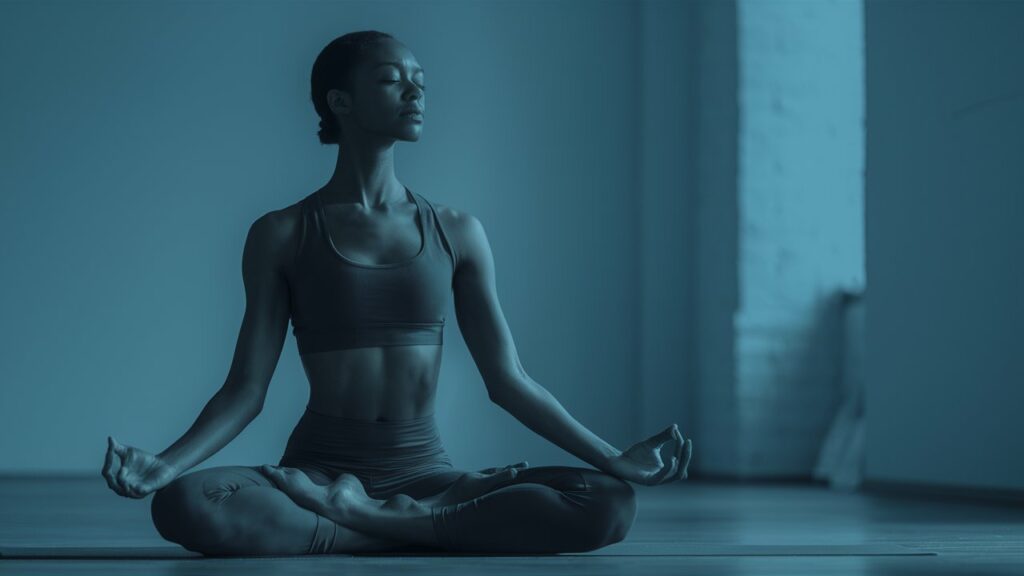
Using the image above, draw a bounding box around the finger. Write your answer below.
[649,426,683,484]
[484,467,518,489]
[125,483,143,499]
[116,465,131,492]
[106,436,124,469]
[116,464,141,497]
[102,438,119,492]
[129,482,146,498]
[671,428,685,479]
[650,424,677,447]
[680,439,693,479]
[106,439,128,495]
[480,461,529,475]
[133,481,153,499]
[648,456,678,485]
[671,436,691,481]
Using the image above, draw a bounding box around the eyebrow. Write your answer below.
[373,61,424,74]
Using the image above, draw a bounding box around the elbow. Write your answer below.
[486,375,530,405]
[486,383,504,404]
[245,393,266,417]
[221,384,266,418]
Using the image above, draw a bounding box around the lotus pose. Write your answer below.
[101,31,692,556]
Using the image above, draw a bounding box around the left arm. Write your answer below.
[491,374,624,471]
[447,210,621,471]
[443,206,691,485]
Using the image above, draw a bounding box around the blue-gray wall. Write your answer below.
[688,0,866,479]
[864,0,1024,491]
[637,0,699,473]
[0,0,662,473]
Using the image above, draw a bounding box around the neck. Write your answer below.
[322,137,404,209]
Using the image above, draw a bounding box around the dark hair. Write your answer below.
[311,31,396,145]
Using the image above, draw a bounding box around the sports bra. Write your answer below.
[285,186,457,356]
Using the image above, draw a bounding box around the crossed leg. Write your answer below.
[264,464,639,554]
[151,463,637,556]
[149,465,406,556]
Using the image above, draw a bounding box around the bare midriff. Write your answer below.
[300,344,444,422]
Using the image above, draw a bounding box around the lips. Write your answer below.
[400,108,423,117]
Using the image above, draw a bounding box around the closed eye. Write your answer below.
[381,80,426,91]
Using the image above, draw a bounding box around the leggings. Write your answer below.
[150,406,637,555]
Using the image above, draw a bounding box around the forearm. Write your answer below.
[490,376,622,471]
[157,387,262,475]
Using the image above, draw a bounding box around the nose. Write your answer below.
[403,82,424,100]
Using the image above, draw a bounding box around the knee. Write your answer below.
[151,472,212,552]
[150,469,245,554]
[587,473,637,546]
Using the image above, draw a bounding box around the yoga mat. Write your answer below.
[0,543,934,559]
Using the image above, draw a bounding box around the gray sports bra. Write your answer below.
[285,187,457,356]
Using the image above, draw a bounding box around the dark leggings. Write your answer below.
[150,408,637,556]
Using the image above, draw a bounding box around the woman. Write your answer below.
[101,30,692,557]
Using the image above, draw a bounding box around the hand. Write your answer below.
[603,424,692,486]
[101,436,179,499]
[431,461,530,506]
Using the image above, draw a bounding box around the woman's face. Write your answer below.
[329,39,426,143]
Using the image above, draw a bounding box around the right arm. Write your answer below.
[158,209,297,474]
[103,206,298,497]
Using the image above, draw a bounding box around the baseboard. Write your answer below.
[862,479,1024,506]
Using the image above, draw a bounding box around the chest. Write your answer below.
[320,204,424,267]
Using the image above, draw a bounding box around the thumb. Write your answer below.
[648,425,676,447]
[492,467,518,484]
[480,466,518,487]
[109,437,127,456]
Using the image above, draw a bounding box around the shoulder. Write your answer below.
[429,200,489,272]
[244,198,305,272]
[430,200,479,237]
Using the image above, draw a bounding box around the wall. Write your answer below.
[636,0,700,460]
[733,0,865,476]
[692,0,741,475]
[0,0,642,474]
[864,0,1024,491]
[690,0,865,478]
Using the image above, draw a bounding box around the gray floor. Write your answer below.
[1,476,1022,575]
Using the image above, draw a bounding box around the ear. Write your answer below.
[327,88,352,116]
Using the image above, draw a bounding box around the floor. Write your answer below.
[1,476,1021,575]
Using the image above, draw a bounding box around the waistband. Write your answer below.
[295,406,441,443]
[280,406,451,475]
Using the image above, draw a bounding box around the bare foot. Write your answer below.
[259,465,329,511]
[261,466,381,525]
[381,493,420,513]
[321,472,382,520]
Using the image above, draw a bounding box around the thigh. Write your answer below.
[427,466,636,552]
[393,464,606,503]
[151,464,333,555]
[501,465,596,491]
[165,465,331,501]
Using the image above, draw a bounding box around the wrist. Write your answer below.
[597,445,623,470]
[157,450,185,475]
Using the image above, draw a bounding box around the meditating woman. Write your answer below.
[100,30,692,556]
